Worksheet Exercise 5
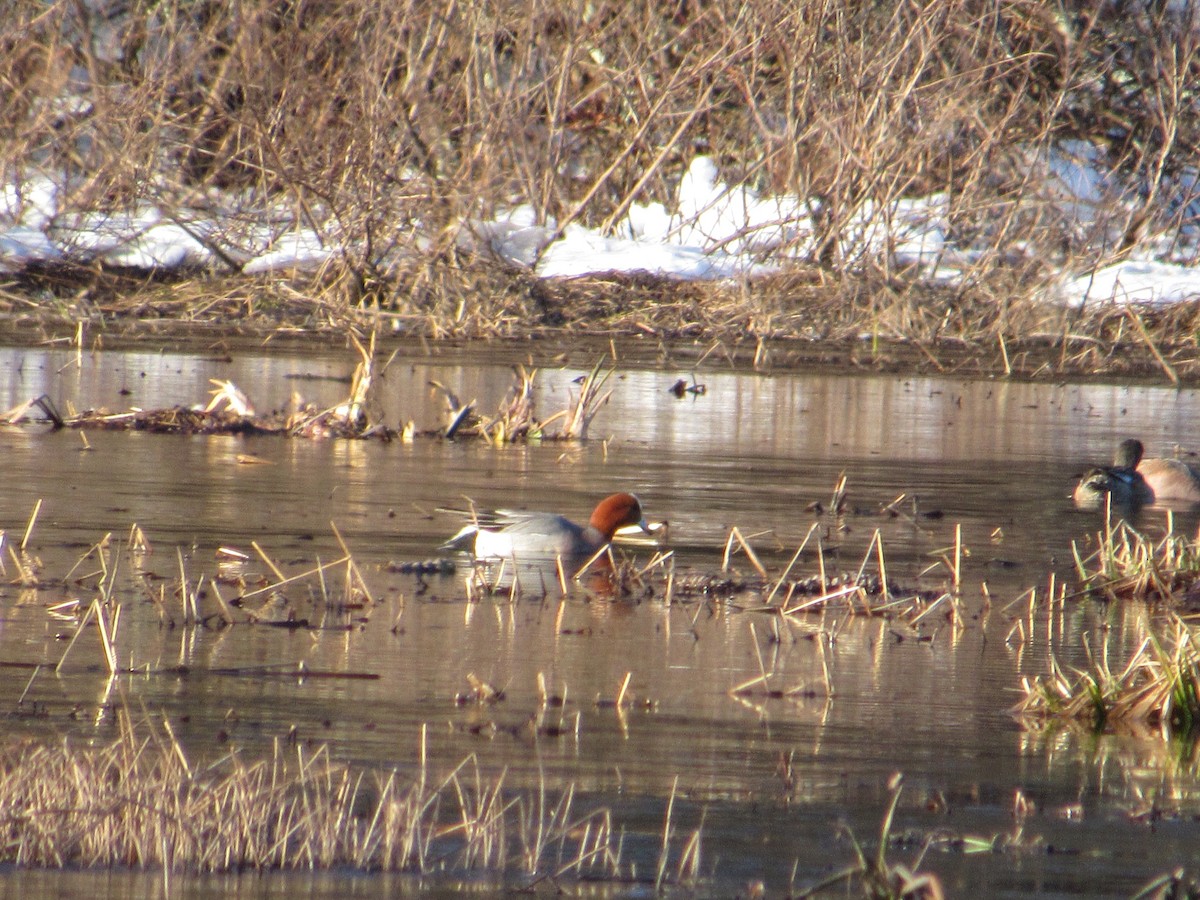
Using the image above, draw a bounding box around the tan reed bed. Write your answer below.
[1012,521,1200,734]
[7,718,992,895]
[0,714,658,881]
[6,510,379,700]
[722,525,962,709]
[13,263,1200,383]
[3,516,708,884]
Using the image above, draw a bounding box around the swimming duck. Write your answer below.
[442,492,651,559]
[1074,439,1200,508]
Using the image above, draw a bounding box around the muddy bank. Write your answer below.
[3,265,1200,383]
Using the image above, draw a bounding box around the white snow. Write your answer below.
[670,156,811,255]
[242,229,334,274]
[3,146,1200,308]
[1,174,61,230]
[536,223,763,280]
[0,227,62,272]
[56,209,216,269]
[1062,259,1200,307]
[462,205,553,267]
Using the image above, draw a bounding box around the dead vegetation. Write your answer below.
[8,245,1200,381]
[1015,611,1200,738]
[694,516,965,628]
[0,507,705,884]
[795,774,945,900]
[1014,520,1200,737]
[2,1,1200,377]
[1072,517,1200,606]
[0,339,619,444]
[438,479,969,634]
[0,713,644,881]
[11,512,376,656]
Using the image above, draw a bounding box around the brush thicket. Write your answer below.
[4,1,1199,376]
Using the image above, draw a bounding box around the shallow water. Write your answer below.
[2,341,1200,897]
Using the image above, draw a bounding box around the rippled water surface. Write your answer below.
[2,340,1200,898]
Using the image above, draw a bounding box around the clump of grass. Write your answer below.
[467,356,615,443]
[1072,518,1200,604]
[1015,612,1200,736]
[478,364,537,443]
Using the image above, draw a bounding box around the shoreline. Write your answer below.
[2,264,1198,384]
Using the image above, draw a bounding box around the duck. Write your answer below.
[1074,439,1200,509]
[441,492,652,560]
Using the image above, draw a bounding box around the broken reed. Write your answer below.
[721,517,965,627]
[0,716,702,881]
[3,498,44,588]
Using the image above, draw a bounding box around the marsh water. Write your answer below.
[2,339,1200,898]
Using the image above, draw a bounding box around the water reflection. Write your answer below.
[2,342,1200,894]
[6,343,1200,461]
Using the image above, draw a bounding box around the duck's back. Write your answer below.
[1139,457,1200,503]
[474,513,595,558]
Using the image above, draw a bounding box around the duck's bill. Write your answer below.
[614,520,669,546]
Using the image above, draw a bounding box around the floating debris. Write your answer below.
[388,558,457,576]
[205,379,256,417]
[0,394,63,427]
[1,350,626,445]
[455,672,505,705]
[668,376,706,398]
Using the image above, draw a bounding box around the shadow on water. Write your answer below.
[3,343,1200,896]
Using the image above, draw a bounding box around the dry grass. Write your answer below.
[1,341,625,444]
[8,240,1200,381]
[0,513,692,883]
[0,714,634,879]
[690,516,965,640]
[11,508,375,660]
[1011,520,1200,735]
[1012,520,1200,739]
[2,1,1199,375]
[1014,611,1200,736]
